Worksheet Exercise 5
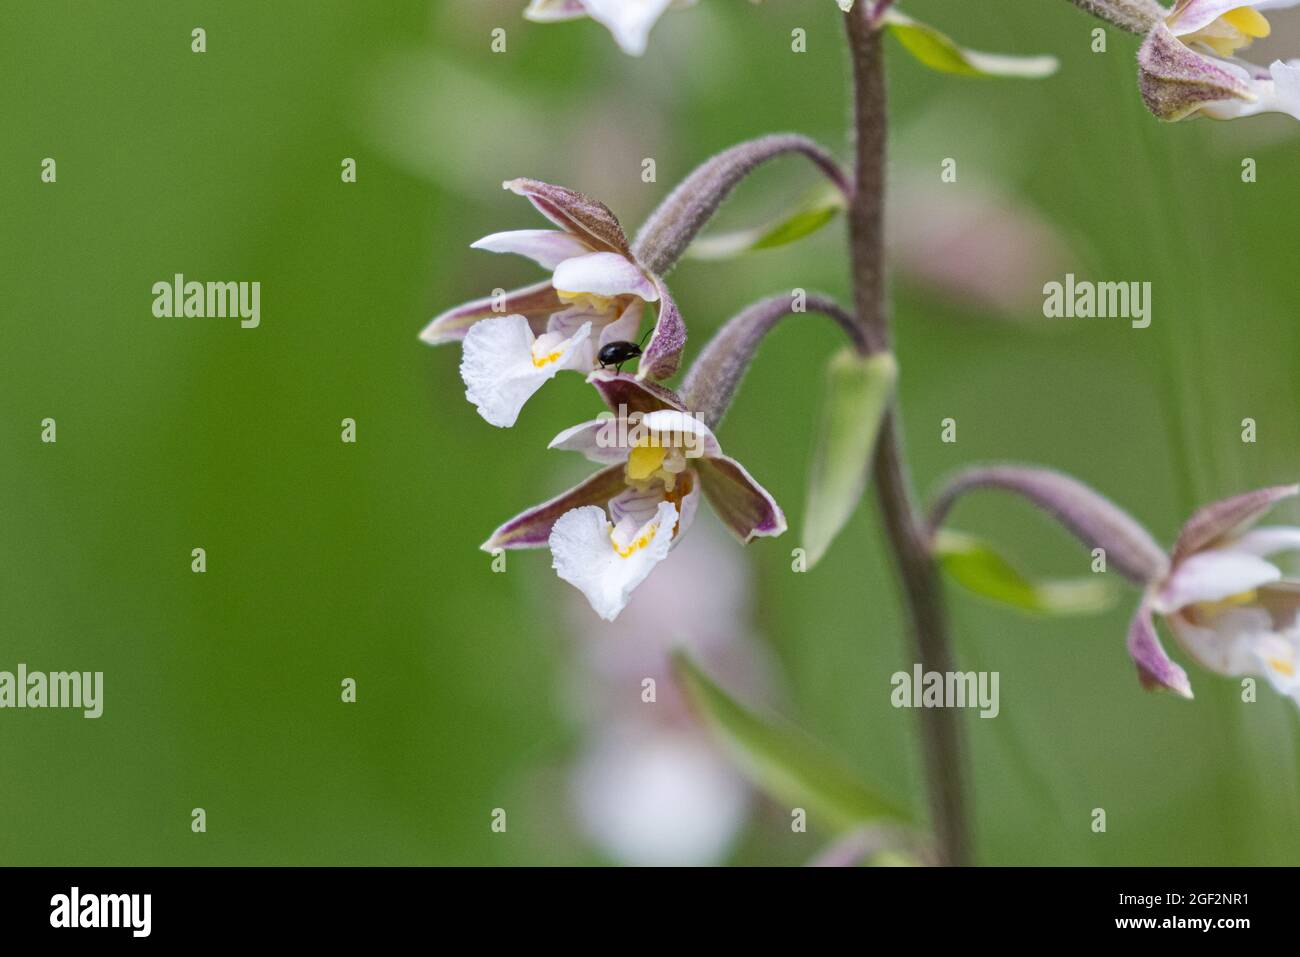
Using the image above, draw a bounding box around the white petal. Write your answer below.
[609,475,700,538]
[524,0,589,22]
[552,251,659,301]
[1169,0,1300,36]
[460,316,590,428]
[580,0,675,55]
[548,303,615,337]
[1228,525,1300,558]
[1249,632,1300,698]
[1170,604,1300,701]
[1157,549,1283,613]
[1201,59,1300,120]
[597,298,644,348]
[552,305,625,369]
[1263,59,1300,119]
[677,478,701,538]
[608,484,664,528]
[1169,606,1276,675]
[548,417,629,464]
[471,229,593,270]
[550,501,678,621]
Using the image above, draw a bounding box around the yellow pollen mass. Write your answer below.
[1195,589,1259,618]
[1185,6,1271,55]
[556,289,618,313]
[626,442,667,481]
[1221,6,1271,39]
[611,524,657,559]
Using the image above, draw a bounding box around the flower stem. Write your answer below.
[844,8,971,866]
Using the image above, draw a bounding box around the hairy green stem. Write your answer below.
[845,8,970,866]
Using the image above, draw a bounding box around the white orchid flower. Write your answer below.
[482,374,785,621]
[1136,484,1300,703]
[929,467,1300,706]
[421,178,685,428]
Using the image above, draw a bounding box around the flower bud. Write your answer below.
[632,135,850,278]
[1138,22,1254,121]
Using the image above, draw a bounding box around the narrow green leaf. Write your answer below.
[686,188,845,261]
[803,349,897,569]
[673,652,909,832]
[882,11,1058,79]
[933,528,1118,616]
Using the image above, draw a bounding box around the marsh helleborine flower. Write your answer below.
[1139,1,1300,121]
[482,373,784,621]
[523,0,696,56]
[421,178,685,427]
[930,467,1300,706]
[1137,483,1300,702]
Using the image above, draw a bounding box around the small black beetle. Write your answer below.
[597,340,643,371]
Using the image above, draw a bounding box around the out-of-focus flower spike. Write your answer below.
[927,465,1170,586]
[632,134,851,277]
[681,293,867,429]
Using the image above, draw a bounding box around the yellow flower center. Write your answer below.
[610,523,658,559]
[531,348,563,368]
[1180,6,1271,56]
[626,440,668,481]
[556,289,619,314]
[1192,588,1259,619]
[1220,6,1271,38]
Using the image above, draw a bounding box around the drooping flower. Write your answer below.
[1135,484,1300,703]
[421,178,684,427]
[1138,1,1300,121]
[522,0,695,56]
[928,466,1300,706]
[482,373,785,621]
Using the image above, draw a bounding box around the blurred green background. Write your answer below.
[3,0,1298,865]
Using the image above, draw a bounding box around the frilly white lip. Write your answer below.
[460,316,591,428]
[550,501,680,621]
